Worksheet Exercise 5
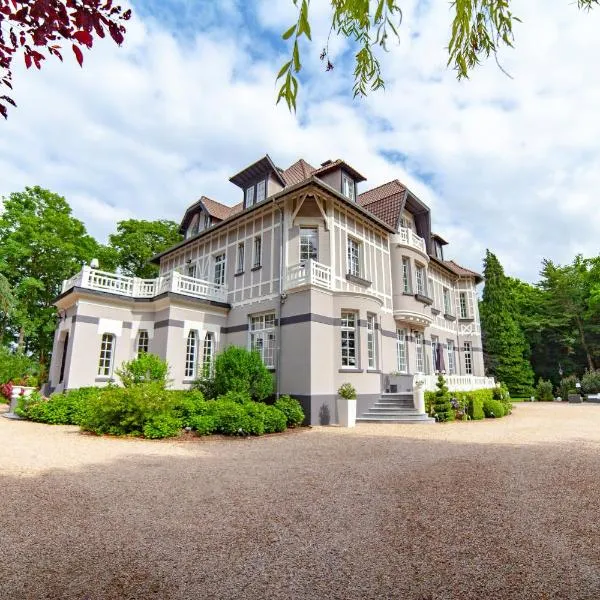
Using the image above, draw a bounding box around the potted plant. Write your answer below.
[337,382,357,428]
[3,376,38,419]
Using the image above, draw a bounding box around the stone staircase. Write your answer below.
[356,393,435,424]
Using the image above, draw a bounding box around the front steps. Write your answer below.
[357,393,435,424]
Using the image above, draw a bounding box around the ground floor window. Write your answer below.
[250,313,276,368]
[341,311,358,367]
[464,341,473,375]
[396,329,407,373]
[415,331,424,373]
[137,330,149,357]
[447,340,456,374]
[367,314,377,370]
[98,333,115,377]
[431,335,439,373]
[185,330,198,379]
[202,332,215,377]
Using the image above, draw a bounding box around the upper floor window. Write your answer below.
[396,329,407,373]
[236,243,245,274]
[347,238,361,277]
[253,236,262,268]
[245,186,255,208]
[342,174,355,201]
[443,287,452,315]
[400,213,414,231]
[300,227,318,263]
[214,253,226,286]
[402,257,411,293]
[459,292,469,318]
[186,262,196,278]
[256,179,266,202]
[415,265,426,295]
[97,333,115,377]
[340,311,357,367]
[249,313,276,368]
[434,241,444,260]
[428,277,435,303]
[137,330,149,357]
[185,330,198,379]
[203,213,211,230]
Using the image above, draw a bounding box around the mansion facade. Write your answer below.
[47,155,488,424]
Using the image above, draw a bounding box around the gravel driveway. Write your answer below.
[1,402,599,600]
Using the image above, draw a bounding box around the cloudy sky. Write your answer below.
[1,0,599,282]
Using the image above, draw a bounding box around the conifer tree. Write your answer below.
[433,374,454,422]
[480,250,535,396]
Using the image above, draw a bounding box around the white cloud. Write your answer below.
[0,0,598,281]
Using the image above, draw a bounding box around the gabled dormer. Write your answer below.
[431,234,448,261]
[312,159,366,202]
[229,154,287,209]
[179,196,236,240]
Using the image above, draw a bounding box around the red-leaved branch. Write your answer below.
[0,0,131,119]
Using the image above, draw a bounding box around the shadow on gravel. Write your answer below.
[1,432,599,600]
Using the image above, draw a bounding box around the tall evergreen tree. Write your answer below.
[480,250,535,396]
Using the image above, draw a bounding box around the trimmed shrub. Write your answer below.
[21,388,94,425]
[559,375,579,401]
[424,391,435,416]
[116,353,170,387]
[15,391,45,418]
[467,394,485,420]
[261,404,288,433]
[190,415,217,436]
[205,399,264,436]
[168,389,207,427]
[219,390,253,404]
[581,370,600,394]
[142,413,183,439]
[483,399,505,418]
[535,378,554,401]
[212,346,274,401]
[433,374,455,422]
[274,395,305,427]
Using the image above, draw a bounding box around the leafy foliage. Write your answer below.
[581,370,600,394]
[558,375,579,401]
[212,346,274,402]
[432,374,455,422]
[534,379,554,402]
[274,395,305,427]
[467,395,485,420]
[482,398,505,418]
[115,353,170,388]
[0,0,131,118]
[338,382,357,400]
[0,346,38,385]
[142,413,183,439]
[17,388,93,424]
[189,414,217,436]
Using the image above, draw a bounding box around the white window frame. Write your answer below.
[245,186,255,208]
[97,333,115,377]
[236,242,245,274]
[186,262,197,278]
[185,330,198,379]
[447,340,456,375]
[256,179,266,202]
[340,311,358,367]
[415,265,426,295]
[214,253,226,286]
[204,213,211,229]
[396,328,407,373]
[253,236,262,268]
[202,332,215,377]
[459,292,469,319]
[402,257,411,293]
[342,173,355,201]
[431,335,439,373]
[443,288,452,315]
[347,237,361,277]
[415,331,424,373]
[137,330,149,357]
[428,277,434,303]
[367,313,377,370]
[249,312,276,368]
[464,341,473,375]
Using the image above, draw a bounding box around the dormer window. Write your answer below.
[342,173,355,201]
[256,180,266,202]
[434,241,444,260]
[245,186,255,208]
[204,213,211,230]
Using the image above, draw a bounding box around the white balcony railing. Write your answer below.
[398,227,427,253]
[286,260,332,291]
[61,267,228,303]
[422,374,496,392]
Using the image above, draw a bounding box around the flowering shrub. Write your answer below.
[0,382,13,403]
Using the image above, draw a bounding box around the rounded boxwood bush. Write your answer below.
[467,395,485,420]
[483,399,505,418]
[261,405,288,433]
[274,395,305,427]
[190,415,216,436]
[142,413,183,439]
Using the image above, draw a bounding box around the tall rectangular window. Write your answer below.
[402,257,411,293]
[342,174,355,201]
[340,311,357,367]
[464,341,473,375]
[367,314,377,370]
[97,333,115,377]
[59,333,69,384]
[250,313,276,368]
[396,329,407,373]
[202,332,215,377]
[245,186,255,208]
[415,331,424,373]
[443,288,452,315]
[300,227,318,262]
[253,236,262,268]
[137,330,149,357]
[431,335,439,373]
[256,179,266,202]
[347,238,361,277]
[236,243,245,273]
[214,253,226,286]
[447,340,456,375]
[185,330,198,379]
[428,277,434,303]
[415,265,425,295]
[204,213,211,229]
[459,292,469,318]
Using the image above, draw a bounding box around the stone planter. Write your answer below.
[568,394,582,404]
[337,399,357,428]
[3,386,36,420]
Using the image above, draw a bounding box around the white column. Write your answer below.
[170,271,181,293]
[80,265,92,289]
[413,373,427,415]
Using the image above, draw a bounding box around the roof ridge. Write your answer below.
[358,178,403,197]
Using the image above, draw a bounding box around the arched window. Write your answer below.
[185,330,198,379]
[202,332,215,377]
[98,333,115,377]
[137,330,149,357]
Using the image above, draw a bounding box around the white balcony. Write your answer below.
[61,267,228,303]
[397,227,427,254]
[286,260,332,291]
[422,374,496,392]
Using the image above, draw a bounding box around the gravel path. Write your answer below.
[1,402,599,600]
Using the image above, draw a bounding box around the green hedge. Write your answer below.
[467,395,485,420]
[426,386,511,421]
[483,399,506,418]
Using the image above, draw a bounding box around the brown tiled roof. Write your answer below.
[201,196,238,221]
[358,179,405,206]
[281,159,316,186]
[443,260,483,282]
[356,180,406,229]
[313,159,366,182]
